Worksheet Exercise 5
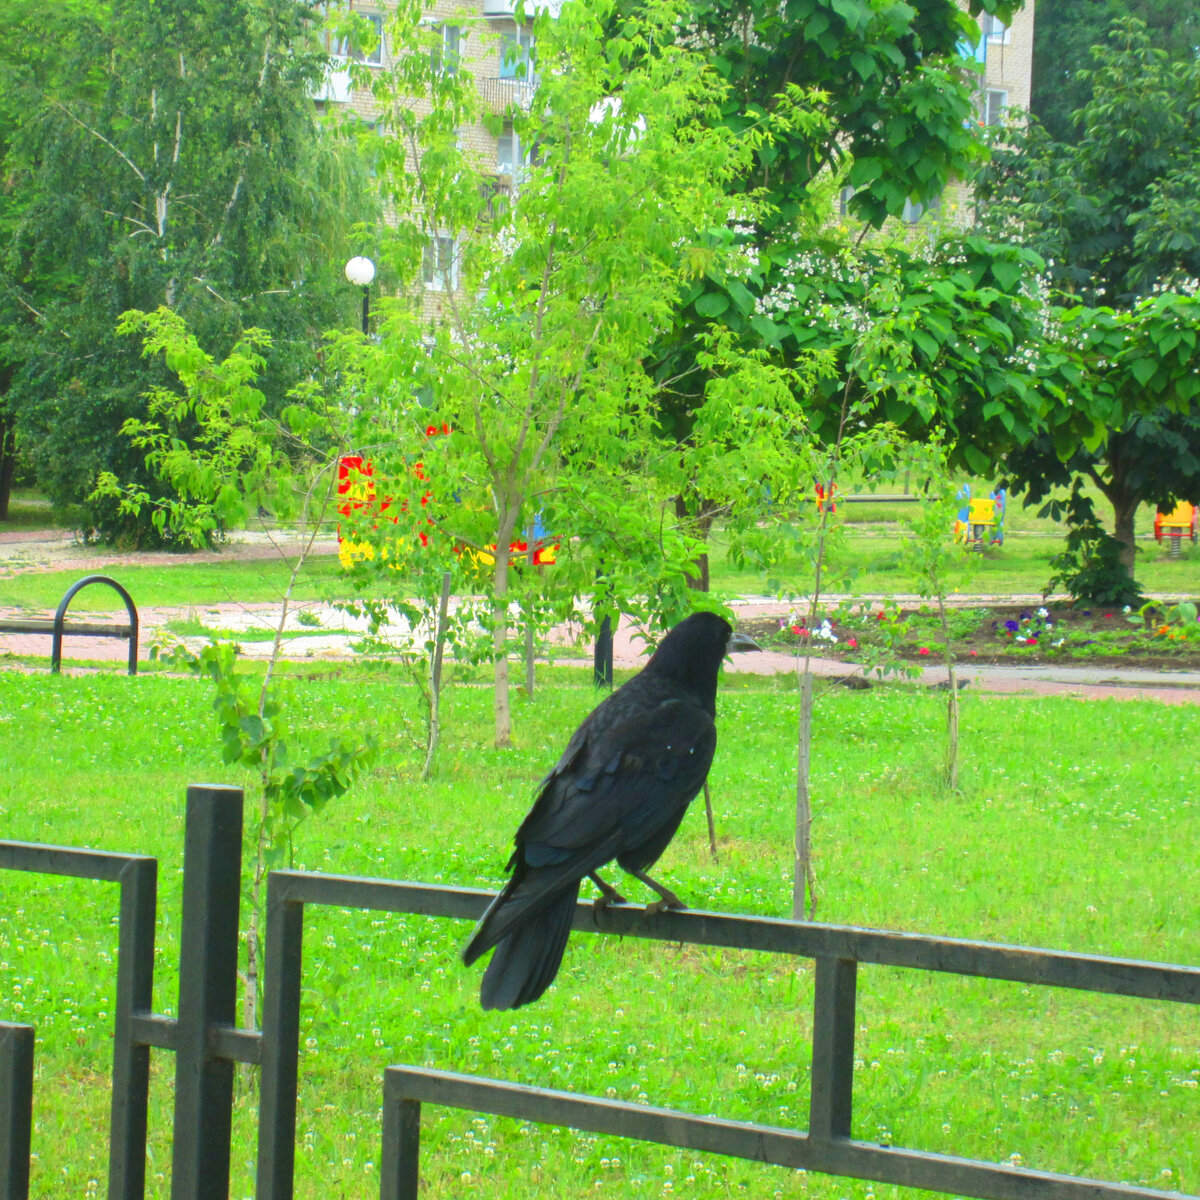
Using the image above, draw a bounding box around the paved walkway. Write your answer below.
[1,529,1198,703]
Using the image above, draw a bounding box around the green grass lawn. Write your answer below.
[0,667,1195,1198]
[1,519,1196,618]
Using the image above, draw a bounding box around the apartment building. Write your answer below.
[317,1,1035,256]
[976,2,1036,134]
[314,0,534,301]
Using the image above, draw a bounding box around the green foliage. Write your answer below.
[700,232,1080,472]
[977,18,1200,573]
[1127,598,1200,643]
[652,0,1024,474]
[156,638,377,870]
[0,0,377,536]
[1031,0,1200,146]
[980,17,1200,306]
[93,306,381,1019]
[1045,490,1145,607]
[681,0,1019,231]
[90,309,303,548]
[352,0,817,743]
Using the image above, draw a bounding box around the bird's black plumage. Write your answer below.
[462,611,756,1010]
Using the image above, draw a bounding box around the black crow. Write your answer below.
[462,611,759,1010]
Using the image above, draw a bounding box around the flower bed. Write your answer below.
[748,600,1200,670]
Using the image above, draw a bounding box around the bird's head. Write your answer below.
[647,613,760,706]
[726,628,762,656]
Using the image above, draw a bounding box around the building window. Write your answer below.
[329,11,384,66]
[838,185,854,217]
[423,234,457,291]
[984,88,1008,126]
[432,24,461,75]
[902,194,939,224]
[499,27,534,80]
[497,126,535,177]
[980,14,1010,45]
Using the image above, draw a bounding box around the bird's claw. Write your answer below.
[644,895,685,916]
[592,889,628,911]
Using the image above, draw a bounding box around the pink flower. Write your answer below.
[1025,636,1038,645]
[847,637,858,649]
[918,647,930,656]
[969,650,979,656]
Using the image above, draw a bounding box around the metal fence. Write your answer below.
[1,783,1197,1200]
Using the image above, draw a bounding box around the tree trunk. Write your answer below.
[492,541,513,748]
[937,593,959,791]
[1097,446,1139,572]
[1112,492,1139,572]
[421,571,453,781]
[523,533,537,696]
[792,671,816,919]
[0,413,16,522]
[673,495,723,591]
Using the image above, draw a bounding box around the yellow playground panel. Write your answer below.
[954,485,1006,548]
[1155,501,1197,558]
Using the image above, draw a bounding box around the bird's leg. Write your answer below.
[626,868,686,914]
[589,871,628,909]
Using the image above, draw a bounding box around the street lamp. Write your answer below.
[344,255,376,335]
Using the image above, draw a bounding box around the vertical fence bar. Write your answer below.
[256,876,306,1200]
[170,785,243,1200]
[109,856,157,1200]
[0,1023,33,1200]
[809,956,857,1141]
[380,1077,421,1200]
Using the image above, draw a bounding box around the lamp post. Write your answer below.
[344,255,375,335]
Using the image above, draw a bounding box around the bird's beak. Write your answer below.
[727,630,762,655]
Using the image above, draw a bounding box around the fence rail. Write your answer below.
[0,784,1196,1200]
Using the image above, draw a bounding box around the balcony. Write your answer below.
[310,67,354,104]
[479,177,514,221]
[476,76,535,115]
[482,0,562,15]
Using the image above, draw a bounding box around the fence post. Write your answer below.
[257,874,305,1200]
[109,857,157,1200]
[809,956,857,1141]
[170,784,244,1200]
[0,1023,33,1200]
[381,1075,422,1200]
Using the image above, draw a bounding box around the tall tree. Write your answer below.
[346,0,818,748]
[0,0,110,517]
[0,0,376,537]
[650,0,1021,568]
[977,17,1200,575]
[1031,0,1200,143]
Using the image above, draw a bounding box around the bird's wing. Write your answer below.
[516,694,717,869]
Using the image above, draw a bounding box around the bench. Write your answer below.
[0,574,139,674]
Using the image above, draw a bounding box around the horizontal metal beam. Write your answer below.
[0,619,133,637]
[125,1014,262,1065]
[385,1067,1190,1200]
[0,842,154,884]
[268,873,1200,1004]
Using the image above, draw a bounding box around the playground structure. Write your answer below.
[336,433,557,570]
[954,484,1006,549]
[1154,501,1197,558]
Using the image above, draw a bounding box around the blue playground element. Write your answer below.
[955,483,1005,547]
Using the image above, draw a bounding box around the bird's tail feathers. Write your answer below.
[479,882,579,1010]
[462,841,618,967]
